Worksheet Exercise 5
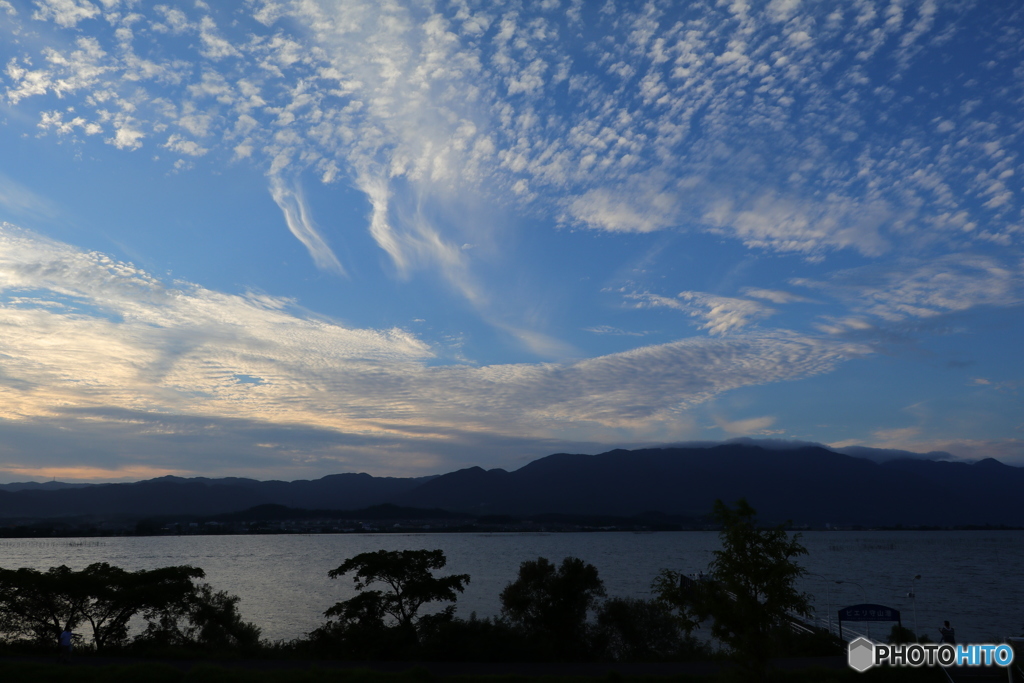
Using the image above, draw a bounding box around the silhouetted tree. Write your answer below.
[0,563,208,651]
[415,612,529,662]
[79,563,206,650]
[500,556,605,658]
[322,549,469,652]
[593,596,687,661]
[307,589,393,657]
[138,582,261,650]
[650,570,704,638]
[655,499,810,680]
[0,565,89,646]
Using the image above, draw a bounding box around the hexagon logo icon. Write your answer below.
[848,637,875,672]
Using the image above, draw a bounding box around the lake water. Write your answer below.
[0,531,1019,644]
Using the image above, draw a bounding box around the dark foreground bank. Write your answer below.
[0,656,946,683]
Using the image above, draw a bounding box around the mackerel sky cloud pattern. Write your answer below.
[0,0,1023,479]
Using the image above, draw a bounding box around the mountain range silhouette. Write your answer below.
[2,444,1021,526]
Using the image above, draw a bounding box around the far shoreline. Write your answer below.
[3,524,1024,540]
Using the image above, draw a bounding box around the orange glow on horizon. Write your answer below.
[0,465,191,483]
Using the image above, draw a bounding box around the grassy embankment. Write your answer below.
[0,659,948,683]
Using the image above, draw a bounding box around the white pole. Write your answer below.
[909,575,921,641]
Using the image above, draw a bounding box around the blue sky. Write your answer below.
[1,0,1022,482]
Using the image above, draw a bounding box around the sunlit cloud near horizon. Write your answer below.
[1,0,1023,482]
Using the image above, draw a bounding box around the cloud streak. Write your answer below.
[627,290,778,335]
[268,177,345,275]
[0,224,866,476]
[794,255,1023,329]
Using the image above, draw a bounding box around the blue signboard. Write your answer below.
[837,603,902,640]
[838,604,901,622]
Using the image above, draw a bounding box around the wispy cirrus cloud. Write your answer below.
[0,173,58,218]
[715,415,780,436]
[4,0,1022,276]
[627,290,777,335]
[846,432,1024,467]
[585,325,650,337]
[794,255,1023,328]
[742,288,811,305]
[0,223,867,476]
[268,177,345,276]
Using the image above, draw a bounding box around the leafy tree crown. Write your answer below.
[326,549,469,631]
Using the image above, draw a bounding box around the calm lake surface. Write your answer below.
[1,531,1019,643]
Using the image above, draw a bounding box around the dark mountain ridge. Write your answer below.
[1,444,1021,526]
[0,473,432,519]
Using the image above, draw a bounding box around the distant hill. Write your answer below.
[2,444,1022,526]
[0,481,94,492]
[394,445,1024,526]
[0,473,431,519]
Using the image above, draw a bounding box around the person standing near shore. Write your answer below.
[58,627,73,663]
[939,621,956,645]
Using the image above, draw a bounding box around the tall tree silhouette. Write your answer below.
[500,556,605,658]
[324,549,469,648]
[656,499,810,679]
